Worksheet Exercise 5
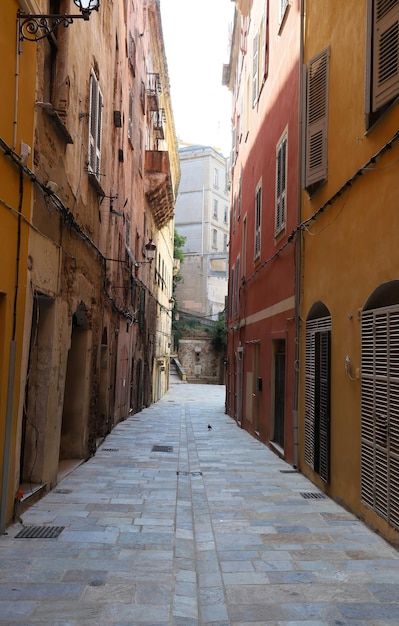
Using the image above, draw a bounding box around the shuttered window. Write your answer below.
[88,70,103,181]
[276,133,287,236]
[305,47,330,189]
[372,0,399,111]
[361,305,399,530]
[128,89,133,145]
[252,33,259,106]
[305,316,331,483]
[254,183,262,260]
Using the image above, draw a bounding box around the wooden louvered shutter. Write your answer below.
[252,33,259,106]
[315,330,331,483]
[361,306,399,529]
[305,316,331,477]
[305,47,330,187]
[88,71,97,174]
[276,135,287,235]
[373,0,399,110]
[305,325,316,470]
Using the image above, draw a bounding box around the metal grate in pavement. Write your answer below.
[15,525,65,539]
[101,448,119,452]
[152,445,173,453]
[280,469,298,473]
[300,492,327,500]
[176,471,203,476]
[53,488,73,494]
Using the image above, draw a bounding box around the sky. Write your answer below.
[160,0,234,157]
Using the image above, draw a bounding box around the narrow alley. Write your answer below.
[1,378,399,625]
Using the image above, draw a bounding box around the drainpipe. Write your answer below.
[293,0,305,470]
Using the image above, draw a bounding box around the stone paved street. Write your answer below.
[1,379,399,625]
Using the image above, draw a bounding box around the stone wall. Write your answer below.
[178,329,223,384]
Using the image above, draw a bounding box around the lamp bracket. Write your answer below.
[18,10,90,44]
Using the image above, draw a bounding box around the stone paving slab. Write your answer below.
[1,382,399,624]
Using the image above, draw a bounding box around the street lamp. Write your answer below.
[18,0,101,44]
[135,240,157,267]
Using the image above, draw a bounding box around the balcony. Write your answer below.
[147,73,161,111]
[152,109,166,140]
[145,150,174,229]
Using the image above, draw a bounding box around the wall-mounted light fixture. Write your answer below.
[18,0,100,45]
[135,240,157,267]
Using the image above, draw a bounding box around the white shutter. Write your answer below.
[88,70,102,181]
[88,71,97,174]
[373,0,399,110]
[252,34,259,106]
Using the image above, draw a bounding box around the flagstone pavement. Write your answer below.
[1,379,399,625]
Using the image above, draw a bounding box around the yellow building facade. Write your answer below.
[0,0,37,531]
[299,0,399,543]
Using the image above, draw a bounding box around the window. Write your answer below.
[238,171,242,220]
[212,228,218,248]
[224,205,228,223]
[128,31,136,76]
[254,183,262,260]
[305,47,330,191]
[305,308,331,483]
[213,168,219,188]
[213,199,218,219]
[223,233,228,251]
[128,89,133,145]
[235,257,240,316]
[88,69,103,181]
[276,133,287,236]
[366,0,399,125]
[229,266,234,320]
[279,0,290,26]
[252,33,259,106]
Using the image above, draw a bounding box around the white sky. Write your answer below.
[160,0,234,157]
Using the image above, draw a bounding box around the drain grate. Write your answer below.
[300,492,327,500]
[53,488,73,494]
[152,445,173,453]
[176,471,203,476]
[101,448,119,452]
[280,469,298,474]
[15,525,65,539]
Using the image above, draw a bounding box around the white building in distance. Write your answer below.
[174,145,230,320]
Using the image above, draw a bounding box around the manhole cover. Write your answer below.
[152,445,173,453]
[300,492,327,500]
[15,525,65,539]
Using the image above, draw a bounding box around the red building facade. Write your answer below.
[224,0,301,465]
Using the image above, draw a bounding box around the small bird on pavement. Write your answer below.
[208,424,212,430]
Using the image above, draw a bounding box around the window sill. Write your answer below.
[88,171,105,197]
[37,102,73,144]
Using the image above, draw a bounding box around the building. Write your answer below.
[0,0,37,532]
[174,145,230,320]
[224,0,301,464]
[0,0,179,529]
[298,0,399,543]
